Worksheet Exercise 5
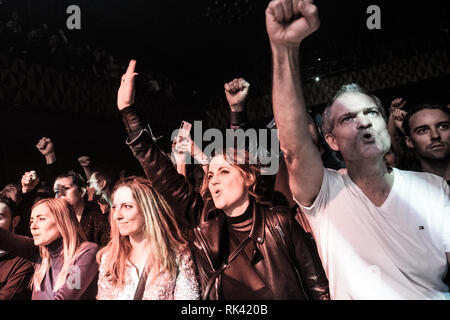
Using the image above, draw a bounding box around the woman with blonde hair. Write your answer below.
[0,198,99,299]
[96,176,199,300]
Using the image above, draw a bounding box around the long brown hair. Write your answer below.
[31,198,89,292]
[96,176,187,288]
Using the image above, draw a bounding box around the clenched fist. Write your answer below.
[266,0,320,49]
[78,155,91,168]
[224,78,250,112]
[36,137,54,156]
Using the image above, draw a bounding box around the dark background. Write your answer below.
[1,0,449,187]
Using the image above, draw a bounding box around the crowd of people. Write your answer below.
[0,0,449,300]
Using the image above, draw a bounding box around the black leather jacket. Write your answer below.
[120,106,329,300]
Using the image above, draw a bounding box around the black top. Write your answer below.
[80,202,110,248]
[221,202,273,300]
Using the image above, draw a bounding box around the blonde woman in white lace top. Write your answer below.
[96,176,199,300]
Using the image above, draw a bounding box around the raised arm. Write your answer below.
[36,137,59,185]
[117,60,203,228]
[225,78,250,129]
[387,98,407,157]
[77,156,93,180]
[36,137,56,165]
[266,0,322,206]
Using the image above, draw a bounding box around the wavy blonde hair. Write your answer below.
[97,176,187,288]
[31,198,89,292]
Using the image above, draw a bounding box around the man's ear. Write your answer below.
[12,216,20,231]
[324,133,339,152]
[405,136,415,149]
[99,180,107,191]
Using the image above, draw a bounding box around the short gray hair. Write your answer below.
[321,83,386,135]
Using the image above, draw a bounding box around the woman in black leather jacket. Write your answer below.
[116,60,329,300]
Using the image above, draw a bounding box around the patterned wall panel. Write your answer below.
[204,49,449,129]
[0,54,117,117]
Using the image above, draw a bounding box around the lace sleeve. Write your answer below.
[174,249,200,300]
[96,253,114,300]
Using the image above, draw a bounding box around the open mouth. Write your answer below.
[361,132,375,143]
[213,190,221,197]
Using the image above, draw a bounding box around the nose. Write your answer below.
[356,113,372,129]
[30,220,38,231]
[430,128,441,140]
[113,207,123,222]
[210,175,220,186]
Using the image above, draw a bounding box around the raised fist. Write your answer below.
[224,78,250,112]
[21,170,40,194]
[78,155,91,168]
[36,137,54,156]
[266,0,320,49]
[389,98,407,122]
[392,108,407,122]
[390,98,406,111]
[117,59,139,110]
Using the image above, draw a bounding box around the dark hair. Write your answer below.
[402,104,450,135]
[322,83,387,135]
[55,170,86,190]
[92,165,119,197]
[0,197,19,218]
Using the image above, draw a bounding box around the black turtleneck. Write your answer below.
[224,200,253,232]
[221,200,273,300]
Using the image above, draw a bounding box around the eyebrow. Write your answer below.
[414,121,449,130]
[112,202,135,206]
[337,107,378,122]
[208,165,229,175]
[413,124,429,131]
[30,214,45,219]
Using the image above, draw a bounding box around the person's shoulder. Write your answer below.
[6,254,34,271]
[394,168,448,189]
[77,241,99,258]
[262,203,294,227]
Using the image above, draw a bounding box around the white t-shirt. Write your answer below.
[295,167,450,300]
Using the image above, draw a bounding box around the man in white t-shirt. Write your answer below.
[265,0,449,299]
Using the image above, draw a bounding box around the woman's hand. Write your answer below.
[117,60,139,110]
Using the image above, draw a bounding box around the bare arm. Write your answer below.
[266,0,322,206]
[387,98,407,156]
